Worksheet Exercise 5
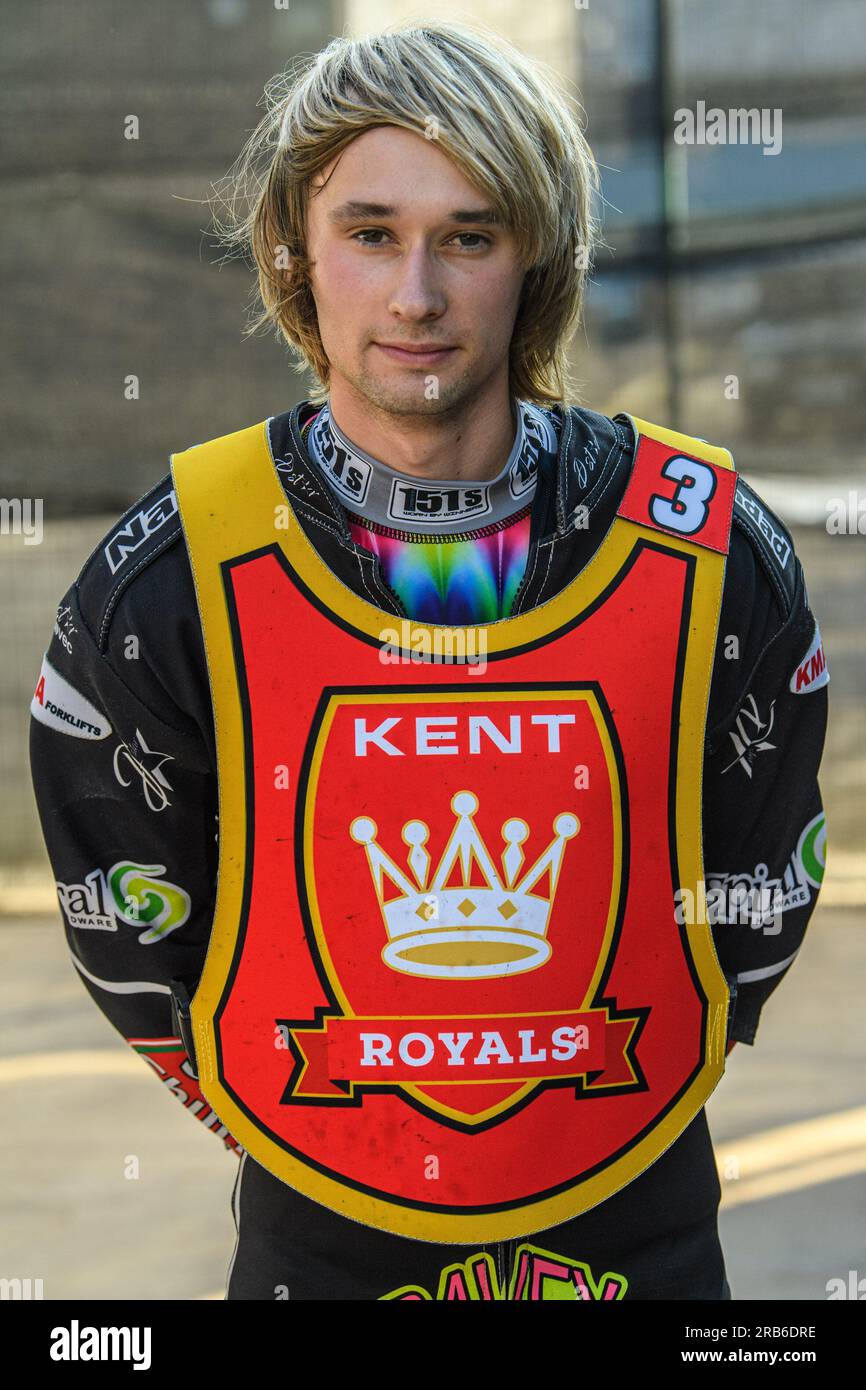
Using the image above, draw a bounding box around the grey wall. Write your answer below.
[1,0,334,510]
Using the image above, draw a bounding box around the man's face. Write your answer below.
[304,125,526,418]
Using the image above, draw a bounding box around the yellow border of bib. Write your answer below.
[170,412,733,1242]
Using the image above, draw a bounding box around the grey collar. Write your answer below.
[304,398,562,535]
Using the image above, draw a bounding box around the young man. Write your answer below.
[30,21,828,1301]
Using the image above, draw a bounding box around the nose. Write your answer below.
[386,242,447,321]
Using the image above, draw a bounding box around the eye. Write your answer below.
[351,228,393,247]
[448,232,492,250]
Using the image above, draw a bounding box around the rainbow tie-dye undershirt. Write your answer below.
[300,402,561,626]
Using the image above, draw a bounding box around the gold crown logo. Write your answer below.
[349,790,580,980]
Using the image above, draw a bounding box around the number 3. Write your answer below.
[649,456,716,535]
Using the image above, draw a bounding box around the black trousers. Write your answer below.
[225,1110,731,1301]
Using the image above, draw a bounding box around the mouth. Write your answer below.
[373,342,458,366]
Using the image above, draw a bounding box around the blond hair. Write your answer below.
[214,19,600,407]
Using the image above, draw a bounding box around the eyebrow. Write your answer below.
[326,200,502,226]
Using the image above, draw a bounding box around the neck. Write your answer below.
[325,373,518,484]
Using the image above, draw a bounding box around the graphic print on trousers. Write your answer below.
[380,1243,629,1300]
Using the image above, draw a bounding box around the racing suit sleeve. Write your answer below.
[703,521,829,1047]
[28,581,241,1153]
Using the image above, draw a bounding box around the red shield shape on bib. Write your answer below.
[290,686,628,1124]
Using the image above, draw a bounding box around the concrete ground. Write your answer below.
[0,917,237,1301]
[712,904,866,1300]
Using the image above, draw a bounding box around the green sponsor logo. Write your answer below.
[108,861,191,943]
[796,813,827,889]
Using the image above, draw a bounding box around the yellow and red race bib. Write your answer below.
[171,414,736,1243]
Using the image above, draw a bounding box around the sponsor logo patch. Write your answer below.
[387,479,491,523]
[795,811,827,888]
[53,603,77,656]
[31,657,111,740]
[721,692,776,778]
[696,811,827,933]
[698,862,809,930]
[113,729,175,812]
[789,623,829,694]
[56,862,191,943]
[129,1036,243,1151]
[104,490,178,574]
[509,402,559,499]
[308,409,373,506]
[735,485,791,570]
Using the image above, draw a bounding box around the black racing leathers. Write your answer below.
[28,402,829,1300]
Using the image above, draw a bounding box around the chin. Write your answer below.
[339,359,476,416]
